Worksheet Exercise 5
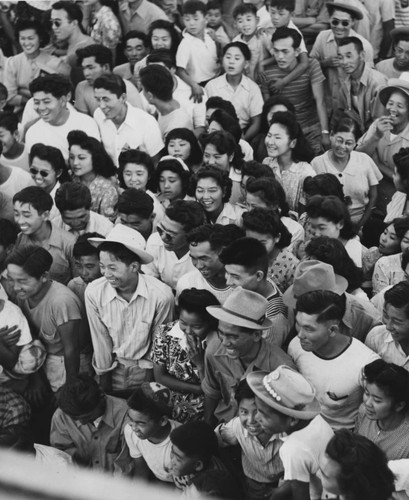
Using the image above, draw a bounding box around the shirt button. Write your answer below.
[94,436,98,440]
[338,173,343,177]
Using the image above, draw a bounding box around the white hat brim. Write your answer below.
[88,237,154,265]
[206,305,272,330]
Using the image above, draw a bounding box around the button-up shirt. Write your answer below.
[365,325,409,370]
[176,30,219,83]
[118,0,167,34]
[85,274,174,374]
[53,210,113,238]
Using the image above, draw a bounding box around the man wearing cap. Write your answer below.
[203,287,295,424]
[247,366,334,500]
[377,28,409,79]
[289,290,379,430]
[310,1,374,116]
[283,260,381,342]
[85,224,174,392]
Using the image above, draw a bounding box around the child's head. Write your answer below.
[206,1,223,29]
[170,421,218,477]
[0,83,8,111]
[118,149,155,191]
[13,187,53,236]
[73,232,102,284]
[233,4,258,37]
[127,382,172,440]
[235,379,263,437]
[55,182,92,232]
[222,42,251,77]
[165,128,203,167]
[267,0,295,28]
[123,30,148,65]
[0,113,19,155]
[182,1,207,37]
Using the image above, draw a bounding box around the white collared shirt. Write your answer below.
[365,325,409,370]
[176,30,219,83]
[53,210,113,238]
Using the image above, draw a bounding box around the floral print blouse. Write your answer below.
[269,247,299,293]
[89,6,122,50]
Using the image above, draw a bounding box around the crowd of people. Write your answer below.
[0,0,409,499]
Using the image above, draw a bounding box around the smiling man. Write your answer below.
[376,27,409,79]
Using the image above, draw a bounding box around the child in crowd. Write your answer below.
[205,1,232,48]
[244,0,273,29]
[0,112,28,171]
[124,382,180,483]
[215,380,284,500]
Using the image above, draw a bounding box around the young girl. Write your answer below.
[165,128,203,173]
[154,156,191,207]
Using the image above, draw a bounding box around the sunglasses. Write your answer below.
[30,167,50,178]
[157,224,177,241]
[331,19,351,27]
[50,20,63,27]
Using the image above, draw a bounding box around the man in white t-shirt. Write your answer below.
[25,75,100,162]
[93,73,164,166]
[289,289,379,430]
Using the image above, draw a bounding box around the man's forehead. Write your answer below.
[14,202,36,212]
[51,9,69,19]
[33,91,59,100]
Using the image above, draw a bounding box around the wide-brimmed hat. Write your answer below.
[379,76,409,106]
[88,224,153,264]
[283,260,348,309]
[247,366,321,420]
[326,1,363,20]
[207,287,272,330]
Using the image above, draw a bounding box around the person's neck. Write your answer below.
[277,151,293,169]
[350,61,365,81]
[148,422,171,444]
[50,107,70,127]
[112,104,128,128]
[31,221,52,244]
[226,73,243,89]
[313,334,350,359]
[79,171,97,186]
[44,181,58,195]
[0,164,11,184]
[239,340,261,368]
[329,150,349,170]
[254,279,273,298]
[207,204,224,223]
[174,244,189,260]
[26,49,41,60]
[399,336,409,355]
[377,411,405,432]
[156,99,180,116]
[241,31,257,42]
[129,0,144,12]
[2,141,24,160]
[190,29,205,41]
[392,119,409,135]
[207,267,228,289]
[27,280,52,308]
[116,275,139,302]
[67,29,85,49]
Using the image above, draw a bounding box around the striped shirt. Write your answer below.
[263,278,289,347]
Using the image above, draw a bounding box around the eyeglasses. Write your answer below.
[157,224,177,241]
[50,19,66,27]
[331,19,351,27]
[30,167,50,178]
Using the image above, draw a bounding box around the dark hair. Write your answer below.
[202,130,244,172]
[259,95,296,133]
[267,0,295,10]
[332,115,363,141]
[232,3,257,18]
[178,287,220,329]
[325,429,395,500]
[67,130,116,178]
[98,241,141,265]
[384,281,409,318]
[393,147,409,194]
[170,421,218,467]
[165,128,203,168]
[394,32,409,45]
[148,20,181,55]
[219,237,269,276]
[235,379,255,404]
[154,158,191,197]
[393,215,409,240]
[15,19,48,47]
[191,166,232,203]
[58,374,103,417]
[6,245,53,278]
[127,388,171,420]
[208,109,242,144]
[241,162,275,181]
[165,200,205,232]
[55,182,92,212]
[268,111,315,163]
[0,83,7,101]
[243,208,292,248]
[271,26,302,49]
[124,30,148,46]
[29,143,71,183]
[0,219,19,248]
[338,36,364,53]
[116,188,154,218]
[182,0,207,15]
[206,97,238,121]
[13,186,53,214]
[93,73,126,97]
[187,223,245,251]
[140,64,174,101]
[402,248,409,271]
[295,290,346,323]
[76,44,113,71]
[245,176,290,216]
[305,237,363,292]
[73,233,102,259]
[306,195,356,240]
[117,149,155,190]
[29,74,71,99]
[364,359,409,409]
[327,3,359,20]
[206,0,222,11]
[146,48,176,69]
[303,174,347,203]
[52,1,84,24]
[192,470,243,500]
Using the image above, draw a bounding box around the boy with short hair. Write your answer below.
[205,1,232,48]
[205,41,263,141]
[176,0,220,102]
[116,188,157,241]
[244,0,273,29]
[0,112,28,171]
[124,382,180,482]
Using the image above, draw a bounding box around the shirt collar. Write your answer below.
[342,294,353,329]
[101,273,149,306]
[47,223,65,248]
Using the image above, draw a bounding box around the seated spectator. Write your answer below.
[153,157,191,208]
[50,374,130,472]
[165,128,203,173]
[0,112,28,171]
[376,28,409,79]
[75,44,143,116]
[113,31,148,85]
[68,130,119,222]
[177,224,244,304]
[25,75,100,162]
[0,145,34,199]
[143,200,204,290]
[384,146,409,223]
[356,359,409,460]
[13,187,76,285]
[6,245,92,393]
[366,281,409,370]
[152,288,220,423]
[192,167,245,226]
[124,382,179,482]
[54,182,113,238]
[203,286,294,423]
[116,188,157,241]
[205,1,232,46]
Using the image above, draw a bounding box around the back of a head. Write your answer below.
[58,374,103,417]
[170,421,218,466]
[241,162,275,180]
[242,207,291,248]
[295,290,346,323]
[303,174,346,202]
[55,182,92,213]
[208,109,242,143]
[219,236,269,275]
[187,223,245,252]
[116,188,154,218]
[245,176,289,215]
[0,218,19,248]
[146,48,176,70]
[206,96,239,121]
[13,186,53,214]
[166,200,205,233]
[140,64,174,102]
[0,112,19,133]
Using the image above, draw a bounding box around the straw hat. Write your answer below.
[379,76,409,107]
[326,1,363,20]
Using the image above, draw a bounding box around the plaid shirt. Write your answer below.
[0,387,30,429]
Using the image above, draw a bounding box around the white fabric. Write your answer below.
[176,30,219,83]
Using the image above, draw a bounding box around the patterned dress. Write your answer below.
[152,321,204,423]
[89,6,122,50]
[269,247,299,293]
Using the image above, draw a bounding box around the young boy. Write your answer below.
[244,0,273,29]
[113,31,149,87]
[205,41,263,141]
[124,382,180,483]
[215,380,284,500]
[0,113,28,171]
[67,233,103,305]
[176,0,220,102]
[13,186,76,285]
[205,1,232,48]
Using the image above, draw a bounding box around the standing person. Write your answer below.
[362,0,395,61]
[117,0,167,35]
[85,225,174,392]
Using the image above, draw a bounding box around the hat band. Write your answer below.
[263,378,307,411]
[221,306,266,326]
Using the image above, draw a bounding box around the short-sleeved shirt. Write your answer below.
[365,325,409,370]
[0,167,34,199]
[176,268,235,305]
[174,75,207,129]
[157,107,193,140]
[54,210,113,238]
[176,30,219,83]
[215,202,245,226]
[94,104,164,165]
[376,58,402,79]
[363,0,395,59]
[205,74,263,129]
[260,58,325,128]
[118,0,167,34]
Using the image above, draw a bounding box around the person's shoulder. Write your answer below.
[146,231,162,247]
[85,276,109,297]
[140,273,174,300]
[69,108,99,126]
[48,280,82,304]
[365,324,389,346]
